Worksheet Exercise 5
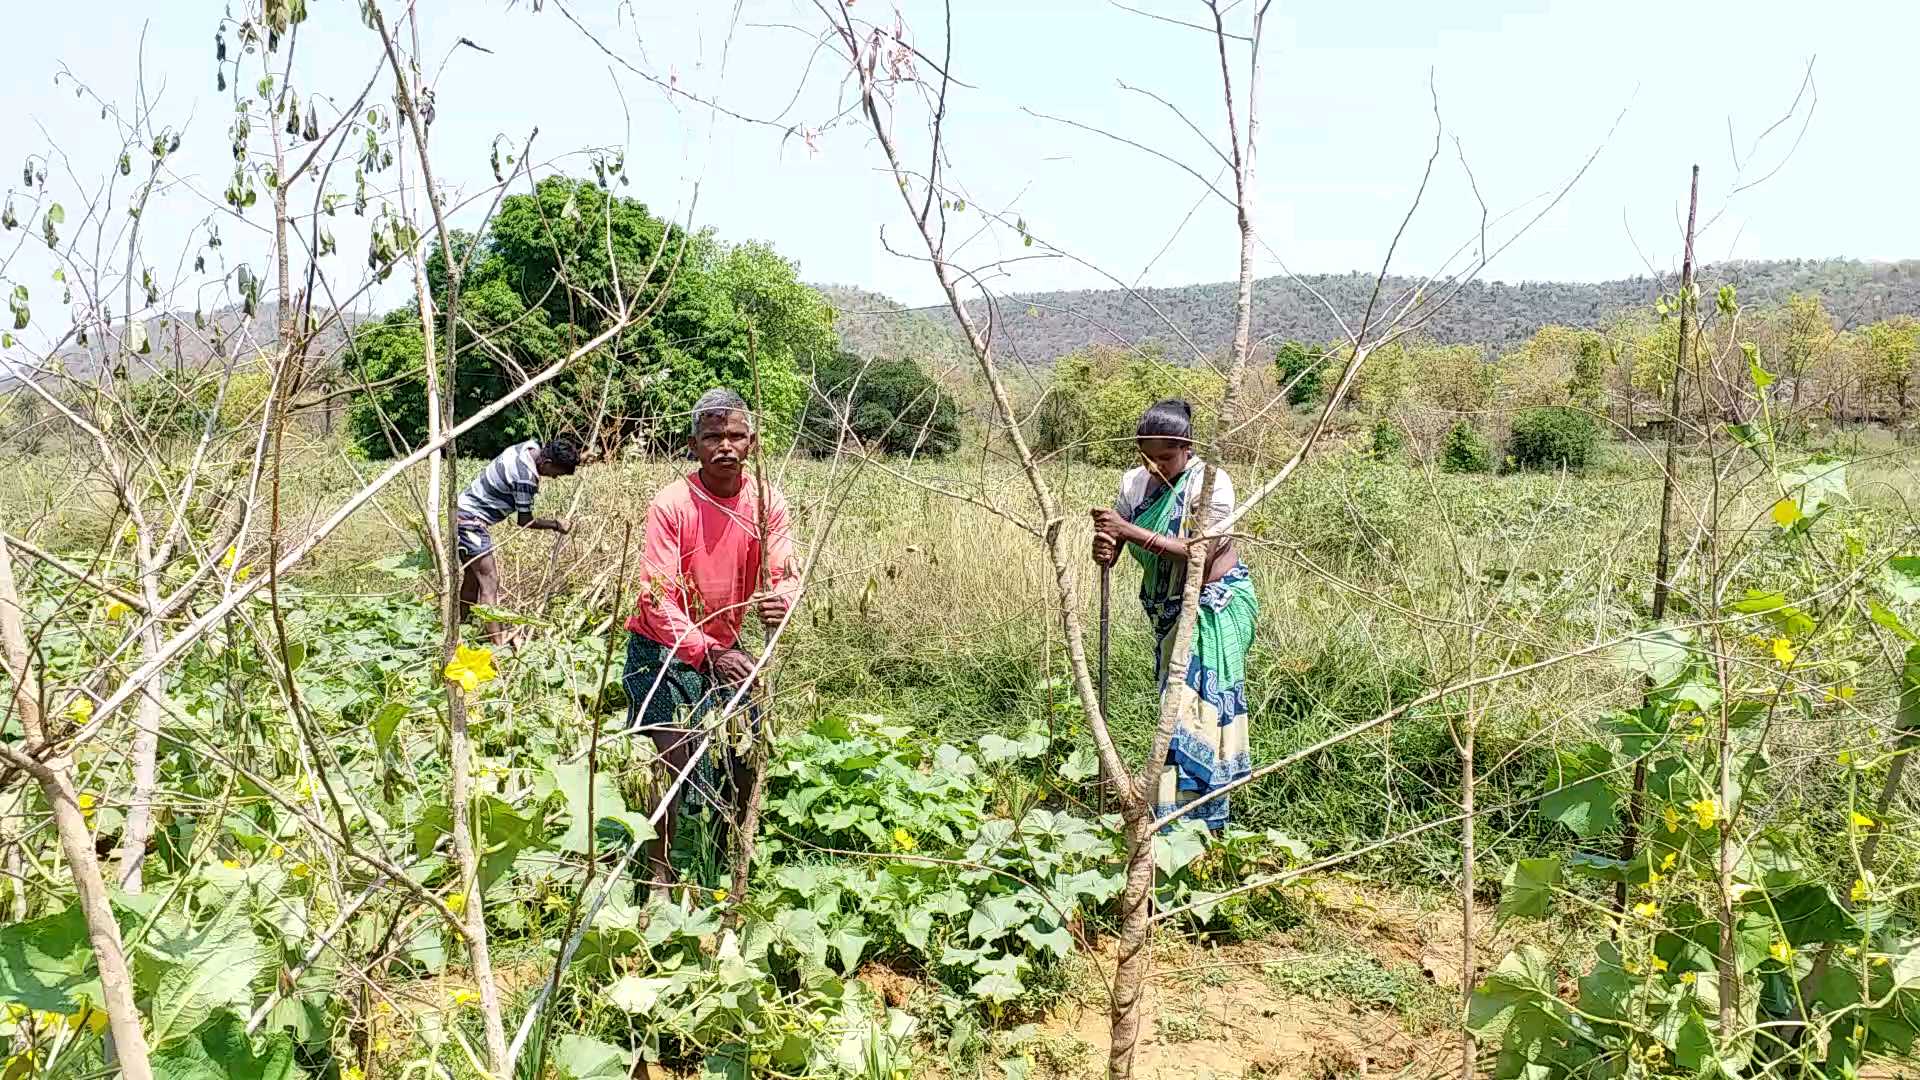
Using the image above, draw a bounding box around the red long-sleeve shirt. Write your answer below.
[626,471,799,669]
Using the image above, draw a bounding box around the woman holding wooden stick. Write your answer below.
[1090,398,1257,830]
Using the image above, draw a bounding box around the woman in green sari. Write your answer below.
[1090,399,1257,830]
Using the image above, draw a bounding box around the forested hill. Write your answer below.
[822,258,1920,363]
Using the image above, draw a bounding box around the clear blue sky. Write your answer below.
[0,0,1904,329]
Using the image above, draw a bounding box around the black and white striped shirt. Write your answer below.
[456,441,540,525]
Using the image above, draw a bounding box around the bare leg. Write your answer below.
[470,554,503,646]
[643,728,696,896]
[459,554,481,623]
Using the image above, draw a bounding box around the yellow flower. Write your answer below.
[1644,869,1663,889]
[1854,1024,1865,1041]
[1852,877,1871,903]
[295,776,315,799]
[236,565,252,582]
[1770,940,1794,965]
[268,843,285,859]
[1624,959,1641,975]
[77,1007,106,1035]
[449,989,478,1007]
[76,793,96,825]
[443,643,498,692]
[104,600,131,621]
[1772,638,1796,665]
[712,888,729,903]
[1851,811,1876,830]
[1690,799,1719,830]
[1845,945,1860,958]
[1873,955,1890,967]
[67,696,93,723]
[1837,750,1854,766]
[1651,956,1669,973]
[1680,971,1697,985]
[1660,851,1678,871]
[289,862,311,880]
[373,1036,391,1054]
[1840,685,1857,700]
[1633,900,1659,919]
[221,859,241,869]
[1771,498,1803,528]
[1663,805,1683,833]
[445,891,467,915]
[892,828,917,852]
[343,1068,365,1080]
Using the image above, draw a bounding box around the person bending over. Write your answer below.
[454,434,581,644]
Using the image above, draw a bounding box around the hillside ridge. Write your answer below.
[821,257,1920,364]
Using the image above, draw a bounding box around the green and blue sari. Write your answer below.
[1128,465,1257,831]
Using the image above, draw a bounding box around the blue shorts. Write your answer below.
[456,513,495,562]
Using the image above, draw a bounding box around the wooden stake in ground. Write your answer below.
[729,329,776,913]
[1614,164,1699,919]
[1098,561,1112,815]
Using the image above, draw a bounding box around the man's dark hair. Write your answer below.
[1137,398,1194,442]
[541,434,584,473]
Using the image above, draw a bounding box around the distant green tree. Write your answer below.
[801,349,960,457]
[1862,317,1919,422]
[1273,341,1322,406]
[1035,345,1225,466]
[1414,343,1496,412]
[1569,332,1606,410]
[346,176,822,458]
[1767,293,1832,412]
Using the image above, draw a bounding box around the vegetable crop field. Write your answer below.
[2,3,1918,1079]
[6,423,1920,1078]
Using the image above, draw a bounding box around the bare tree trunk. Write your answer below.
[1107,816,1158,1071]
[0,539,153,1080]
[113,530,166,892]
[1112,11,1268,1075]
[369,4,509,1068]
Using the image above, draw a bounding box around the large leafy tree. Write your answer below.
[347,177,825,457]
[800,349,960,457]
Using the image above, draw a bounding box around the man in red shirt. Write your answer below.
[625,387,798,890]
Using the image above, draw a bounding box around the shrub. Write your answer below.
[1369,418,1404,459]
[1274,341,1322,406]
[1507,406,1598,471]
[800,349,961,457]
[1440,420,1492,473]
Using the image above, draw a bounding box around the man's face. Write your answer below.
[691,410,754,477]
